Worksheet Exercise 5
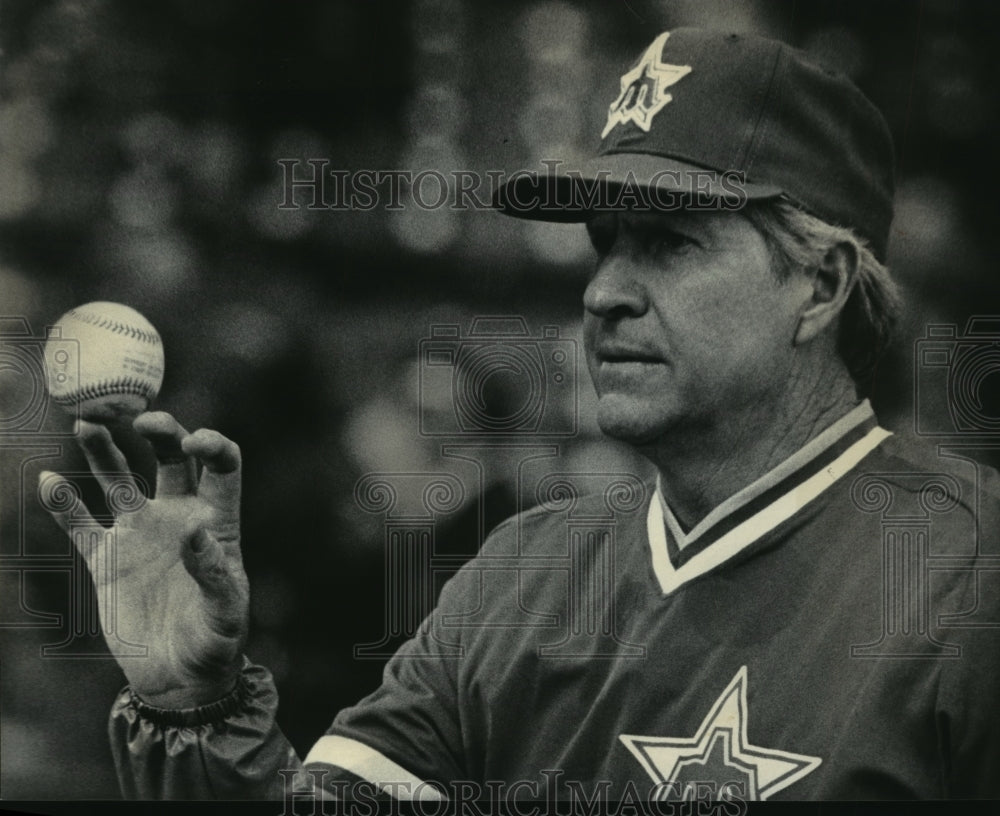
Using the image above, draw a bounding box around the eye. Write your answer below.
[642,228,697,256]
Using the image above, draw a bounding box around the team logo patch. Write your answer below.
[620,666,822,800]
[601,31,692,139]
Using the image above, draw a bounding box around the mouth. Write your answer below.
[595,348,664,365]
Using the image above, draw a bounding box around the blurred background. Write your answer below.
[1,0,999,800]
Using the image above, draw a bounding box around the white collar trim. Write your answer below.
[648,403,891,595]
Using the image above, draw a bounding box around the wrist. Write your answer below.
[128,658,251,725]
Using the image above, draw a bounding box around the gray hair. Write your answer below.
[742,198,901,392]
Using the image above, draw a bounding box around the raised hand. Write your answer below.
[41,412,249,709]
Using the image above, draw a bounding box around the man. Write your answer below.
[44,28,1000,802]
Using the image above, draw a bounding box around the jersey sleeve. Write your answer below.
[109,659,301,800]
[303,570,474,803]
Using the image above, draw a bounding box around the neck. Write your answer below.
[645,362,860,532]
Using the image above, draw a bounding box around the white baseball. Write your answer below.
[44,301,165,423]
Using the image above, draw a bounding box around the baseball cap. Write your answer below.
[496,28,895,260]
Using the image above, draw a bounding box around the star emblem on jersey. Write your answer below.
[620,667,822,800]
[601,31,692,138]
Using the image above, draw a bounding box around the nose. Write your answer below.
[583,250,647,320]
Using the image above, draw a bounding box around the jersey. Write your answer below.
[110,400,1000,802]
[306,401,1000,802]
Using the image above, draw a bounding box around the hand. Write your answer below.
[41,412,249,709]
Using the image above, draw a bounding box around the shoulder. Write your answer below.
[862,429,1000,518]
[879,430,1000,480]
[867,428,1000,603]
[434,476,654,609]
[475,475,656,558]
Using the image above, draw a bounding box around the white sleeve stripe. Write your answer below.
[303,734,448,801]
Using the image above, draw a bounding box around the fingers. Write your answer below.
[123,412,240,514]
[133,412,198,497]
[181,429,241,514]
[75,420,139,499]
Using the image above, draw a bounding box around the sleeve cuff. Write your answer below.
[124,657,255,728]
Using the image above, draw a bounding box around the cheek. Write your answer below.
[654,288,740,358]
[666,289,794,375]
[581,314,599,357]
[581,316,603,382]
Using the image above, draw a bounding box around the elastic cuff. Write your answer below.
[126,657,253,728]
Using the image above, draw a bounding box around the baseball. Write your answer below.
[43,301,165,424]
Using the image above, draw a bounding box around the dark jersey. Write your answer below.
[305,402,1000,801]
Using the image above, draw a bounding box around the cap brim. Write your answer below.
[495,152,784,222]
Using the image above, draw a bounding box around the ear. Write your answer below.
[794,242,858,346]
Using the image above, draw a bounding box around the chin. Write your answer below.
[594,396,676,446]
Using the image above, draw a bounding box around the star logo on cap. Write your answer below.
[602,31,692,139]
[620,666,822,800]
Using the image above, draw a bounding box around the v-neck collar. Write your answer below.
[647,400,892,596]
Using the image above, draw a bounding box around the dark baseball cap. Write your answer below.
[497,27,895,260]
